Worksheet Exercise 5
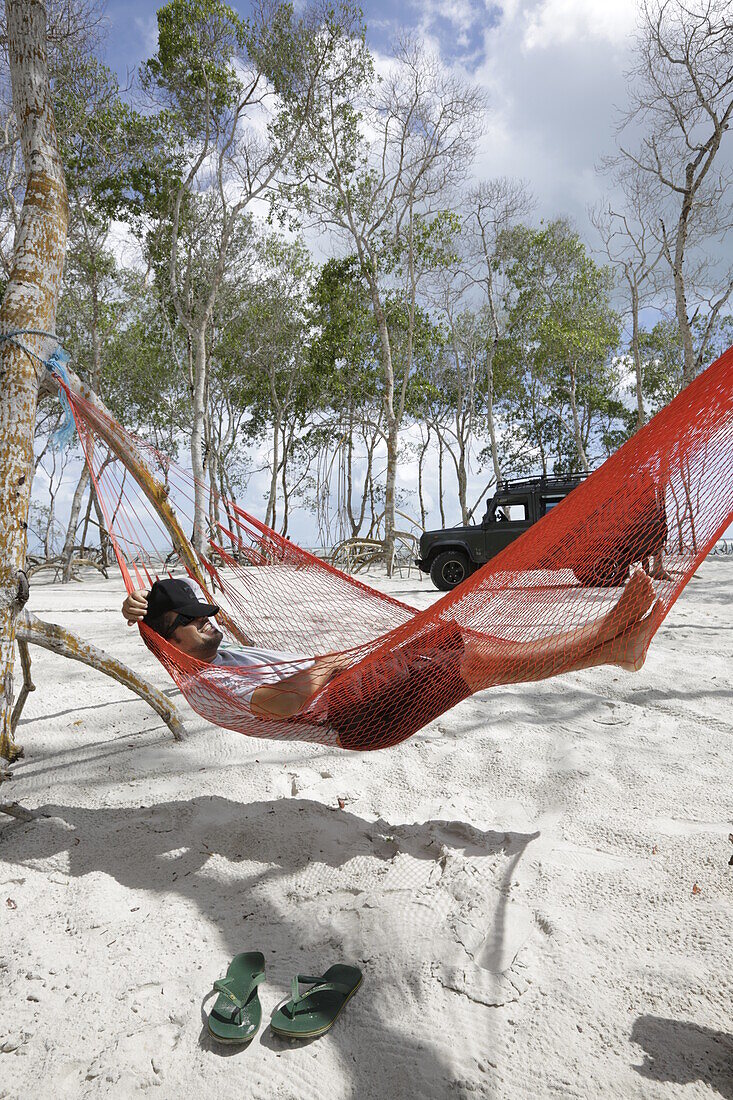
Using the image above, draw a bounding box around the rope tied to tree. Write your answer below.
[0,329,74,449]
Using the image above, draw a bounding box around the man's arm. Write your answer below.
[122,589,149,625]
[249,654,347,720]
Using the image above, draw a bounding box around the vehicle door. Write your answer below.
[482,495,532,561]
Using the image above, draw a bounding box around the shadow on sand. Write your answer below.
[2,796,538,1096]
[631,1015,733,1099]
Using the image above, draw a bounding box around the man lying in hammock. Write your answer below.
[122,572,663,749]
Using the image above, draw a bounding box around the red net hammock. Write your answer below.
[53,345,732,751]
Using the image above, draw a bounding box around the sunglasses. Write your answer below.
[162,612,205,640]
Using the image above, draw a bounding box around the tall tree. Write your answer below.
[618,0,733,387]
[591,164,665,429]
[308,256,383,540]
[288,37,485,571]
[501,220,622,475]
[143,0,361,554]
[463,177,534,482]
[0,0,69,757]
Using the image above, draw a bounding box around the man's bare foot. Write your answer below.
[597,569,655,645]
[609,599,666,671]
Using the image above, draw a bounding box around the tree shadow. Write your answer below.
[16,698,141,725]
[2,796,538,1097]
[631,1015,733,1099]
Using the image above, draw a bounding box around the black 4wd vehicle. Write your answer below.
[417,473,668,592]
[417,475,584,591]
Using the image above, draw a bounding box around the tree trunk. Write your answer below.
[370,286,398,575]
[0,0,69,760]
[345,406,357,536]
[61,464,90,581]
[190,323,208,555]
[92,489,111,568]
[669,227,696,388]
[265,410,280,530]
[485,354,502,484]
[437,433,446,527]
[630,280,645,430]
[417,423,430,530]
[280,424,290,537]
[457,433,468,525]
[568,361,590,472]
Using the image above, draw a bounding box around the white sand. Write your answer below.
[0,561,731,1099]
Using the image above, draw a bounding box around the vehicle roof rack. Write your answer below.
[496,473,589,493]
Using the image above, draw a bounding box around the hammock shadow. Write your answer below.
[631,1016,733,1099]
[5,796,538,1094]
[12,795,535,883]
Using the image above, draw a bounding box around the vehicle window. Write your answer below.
[486,498,529,523]
[541,496,563,515]
[491,501,527,523]
[505,503,527,522]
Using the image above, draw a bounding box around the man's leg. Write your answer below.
[460,570,657,692]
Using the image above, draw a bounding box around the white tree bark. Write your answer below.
[0,0,69,759]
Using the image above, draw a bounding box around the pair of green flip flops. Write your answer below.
[207,951,363,1044]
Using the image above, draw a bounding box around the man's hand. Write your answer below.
[122,588,150,626]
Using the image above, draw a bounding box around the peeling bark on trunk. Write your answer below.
[0,0,69,759]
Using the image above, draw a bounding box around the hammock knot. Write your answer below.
[0,329,74,450]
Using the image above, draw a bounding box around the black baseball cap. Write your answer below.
[143,578,219,631]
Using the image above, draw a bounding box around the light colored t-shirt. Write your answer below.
[198,644,314,709]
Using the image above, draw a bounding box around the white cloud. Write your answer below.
[521,0,638,51]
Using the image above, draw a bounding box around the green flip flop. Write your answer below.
[270,964,363,1039]
[207,951,265,1044]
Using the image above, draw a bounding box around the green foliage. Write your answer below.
[142,0,247,129]
[498,219,622,474]
[53,53,178,225]
[636,312,733,418]
[309,256,381,409]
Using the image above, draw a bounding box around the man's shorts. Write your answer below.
[325,620,470,751]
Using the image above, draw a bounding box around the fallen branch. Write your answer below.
[10,638,33,741]
[0,801,42,823]
[26,555,109,581]
[13,610,186,745]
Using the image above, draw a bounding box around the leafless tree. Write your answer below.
[616,0,733,387]
[462,177,534,482]
[591,163,667,429]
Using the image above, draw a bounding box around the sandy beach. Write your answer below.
[0,559,731,1099]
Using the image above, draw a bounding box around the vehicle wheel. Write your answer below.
[573,558,629,587]
[429,550,471,591]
